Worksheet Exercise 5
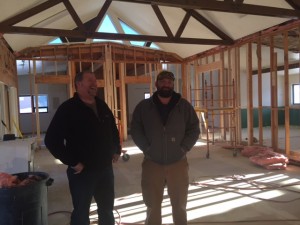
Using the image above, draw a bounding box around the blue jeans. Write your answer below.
[67,166,115,225]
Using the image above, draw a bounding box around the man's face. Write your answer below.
[155,78,174,98]
[77,72,97,97]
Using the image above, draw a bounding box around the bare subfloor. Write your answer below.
[35,137,300,225]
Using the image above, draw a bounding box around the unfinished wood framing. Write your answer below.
[16,42,183,142]
[185,21,300,160]
[257,37,264,146]
[0,38,17,87]
[283,31,291,157]
[0,38,18,139]
[247,42,254,146]
[192,58,238,157]
[33,60,42,146]
[2,19,298,160]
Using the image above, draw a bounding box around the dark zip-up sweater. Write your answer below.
[45,93,121,171]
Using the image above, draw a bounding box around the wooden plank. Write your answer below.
[197,61,222,73]
[246,42,254,146]
[257,37,263,145]
[112,62,118,118]
[33,60,42,147]
[17,42,183,63]
[69,61,76,97]
[119,63,128,141]
[181,63,187,99]
[149,63,153,96]
[220,51,225,140]
[234,47,241,144]
[104,44,113,108]
[270,34,278,151]
[35,75,70,84]
[272,52,279,151]
[195,62,200,108]
[124,75,151,83]
[175,64,179,92]
[270,36,277,150]
[96,80,105,87]
[283,31,290,155]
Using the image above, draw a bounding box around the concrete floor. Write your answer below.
[34,137,300,225]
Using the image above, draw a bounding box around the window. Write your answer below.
[292,84,300,104]
[48,14,160,49]
[19,96,32,113]
[19,95,48,113]
[93,15,123,43]
[119,20,145,47]
[149,43,159,49]
[34,95,48,113]
[144,92,151,99]
[49,38,63,44]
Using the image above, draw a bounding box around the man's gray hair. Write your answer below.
[74,71,91,90]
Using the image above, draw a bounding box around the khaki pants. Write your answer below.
[141,158,189,225]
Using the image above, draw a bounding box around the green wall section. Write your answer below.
[241,107,297,128]
[290,108,300,126]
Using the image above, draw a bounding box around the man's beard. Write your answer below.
[157,88,173,98]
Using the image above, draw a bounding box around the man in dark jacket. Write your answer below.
[131,70,200,225]
[45,71,121,225]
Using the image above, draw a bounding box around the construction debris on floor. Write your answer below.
[241,146,289,170]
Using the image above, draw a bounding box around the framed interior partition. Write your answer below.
[191,59,239,157]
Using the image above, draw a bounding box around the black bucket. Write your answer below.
[0,172,52,225]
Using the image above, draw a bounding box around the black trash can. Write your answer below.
[0,172,51,225]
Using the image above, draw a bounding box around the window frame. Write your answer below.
[19,94,49,114]
[144,92,151,99]
[292,84,300,105]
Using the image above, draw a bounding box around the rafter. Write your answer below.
[151,4,173,38]
[175,10,191,38]
[62,0,85,32]
[286,0,300,10]
[0,0,63,27]
[89,0,112,33]
[113,0,300,18]
[0,25,233,45]
[185,9,233,42]
[0,0,296,48]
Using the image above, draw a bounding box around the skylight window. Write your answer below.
[93,15,122,43]
[119,20,145,47]
[150,43,159,49]
[47,14,159,49]
[49,38,62,44]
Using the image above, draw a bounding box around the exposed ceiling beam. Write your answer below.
[62,0,85,32]
[0,25,233,45]
[252,61,300,75]
[185,9,234,42]
[0,0,294,49]
[113,0,300,18]
[0,0,64,27]
[151,4,174,38]
[175,10,191,38]
[285,0,300,10]
[89,0,112,33]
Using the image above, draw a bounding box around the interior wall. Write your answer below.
[127,83,150,130]
[0,38,18,139]
[18,75,68,134]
